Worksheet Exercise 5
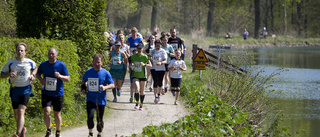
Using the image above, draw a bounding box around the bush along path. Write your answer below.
[61,76,189,137]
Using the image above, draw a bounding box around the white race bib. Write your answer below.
[153,56,160,64]
[173,62,182,74]
[112,57,121,65]
[171,44,178,50]
[133,62,142,72]
[45,77,57,91]
[15,68,28,83]
[88,78,99,92]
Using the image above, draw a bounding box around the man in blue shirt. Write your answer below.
[81,54,115,137]
[36,48,70,137]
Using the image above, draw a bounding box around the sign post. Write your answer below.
[209,45,230,70]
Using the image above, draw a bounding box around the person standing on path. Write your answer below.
[81,54,115,137]
[1,42,37,137]
[168,49,187,105]
[129,43,152,110]
[109,41,127,102]
[36,48,70,137]
[243,29,249,40]
[150,39,167,104]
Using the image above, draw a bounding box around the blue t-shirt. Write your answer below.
[127,37,143,56]
[161,44,174,64]
[37,60,69,97]
[82,68,114,105]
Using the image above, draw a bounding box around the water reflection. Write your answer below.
[245,47,320,137]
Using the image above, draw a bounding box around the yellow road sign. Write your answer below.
[193,49,208,62]
[195,63,206,70]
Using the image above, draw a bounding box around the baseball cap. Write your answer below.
[115,41,121,46]
[137,43,144,48]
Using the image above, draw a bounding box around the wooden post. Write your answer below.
[192,44,197,72]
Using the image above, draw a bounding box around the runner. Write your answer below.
[168,49,187,105]
[0,42,37,137]
[109,41,127,102]
[128,49,138,103]
[129,43,152,110]
[161,35,174,94]
[36,48,70,137]
[150,39,167,103]
[81,54,115,137]
[168,28,184,59]
[181,38,186,60]
[143,35,156,92]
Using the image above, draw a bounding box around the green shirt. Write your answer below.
[131,53,150,78]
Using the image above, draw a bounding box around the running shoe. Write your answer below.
[164,87,168,93]
[154,98,158,104]
[88,132,93,137]
[117,89,121,96]
[56,133,61,137]
[161,90,165,95]
[139,106,143,110]
[158,97,160,103]
[129,97,133,103]
[113,98,117,102]
[12,134,19,137]
[174,101,178,105]
[149,87,153,92]
[21,127,26,137]
[45,130,51,137]
[134,105,139,109]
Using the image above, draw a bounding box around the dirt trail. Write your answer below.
[62,77,189,137]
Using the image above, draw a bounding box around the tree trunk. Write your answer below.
[254,0,261,39]
[297,1,302,36]
[127,0,143,30]
[150,1,158,32]
[206,0,215,37]
[270,0,274,33]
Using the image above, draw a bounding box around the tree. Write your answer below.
[15,0,108,71]
[204,0,215,36]
[105,0,138,28]
[254,0,261,39]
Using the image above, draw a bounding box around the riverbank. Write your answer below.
[224,42,320,49]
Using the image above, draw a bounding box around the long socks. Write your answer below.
[112,88,117,98]
[134,93,139,106]
[140,95,145,106]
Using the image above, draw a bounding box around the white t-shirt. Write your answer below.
[1,58,36,87]
[168,59,186,78]
[150,49,167,71]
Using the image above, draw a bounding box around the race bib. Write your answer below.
[173,62,182,74]
[112,57,121,65]
[133,62,142,72]
[171,44,178,50]
[15,68,28,83]
[45,77,57,91]
[88,78,99,92]
[153,56,160,64]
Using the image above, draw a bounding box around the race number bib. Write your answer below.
[171,44,178,50]
[153,56,160,64]
[173,62,182,74]
[133,62,142,72]
[112,57,121,65]
[88,78,99,92]
[15,68,28,83]
[45,77,57,91]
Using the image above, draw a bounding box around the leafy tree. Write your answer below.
[0,0,16,37]
[15,0,108,71]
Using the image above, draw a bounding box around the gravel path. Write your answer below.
[61,77,189,137]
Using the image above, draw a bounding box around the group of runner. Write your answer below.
[1,26,187,137]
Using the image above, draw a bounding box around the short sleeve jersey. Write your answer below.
[1,58,36,87]
[130,53,150,78]
[161,44,174,64]
[150,49,167,71]
[82,68,114,105]
[37,60,69,97]
[168,58,186,78]
[127,37,143,56]
[110,50,124,69]
[168,37,182,51]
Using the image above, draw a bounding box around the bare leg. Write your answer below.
[14,105,27,135]
[43,107,52,130]
[54,111,62,131]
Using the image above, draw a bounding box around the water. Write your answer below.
[246,47,320,137]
